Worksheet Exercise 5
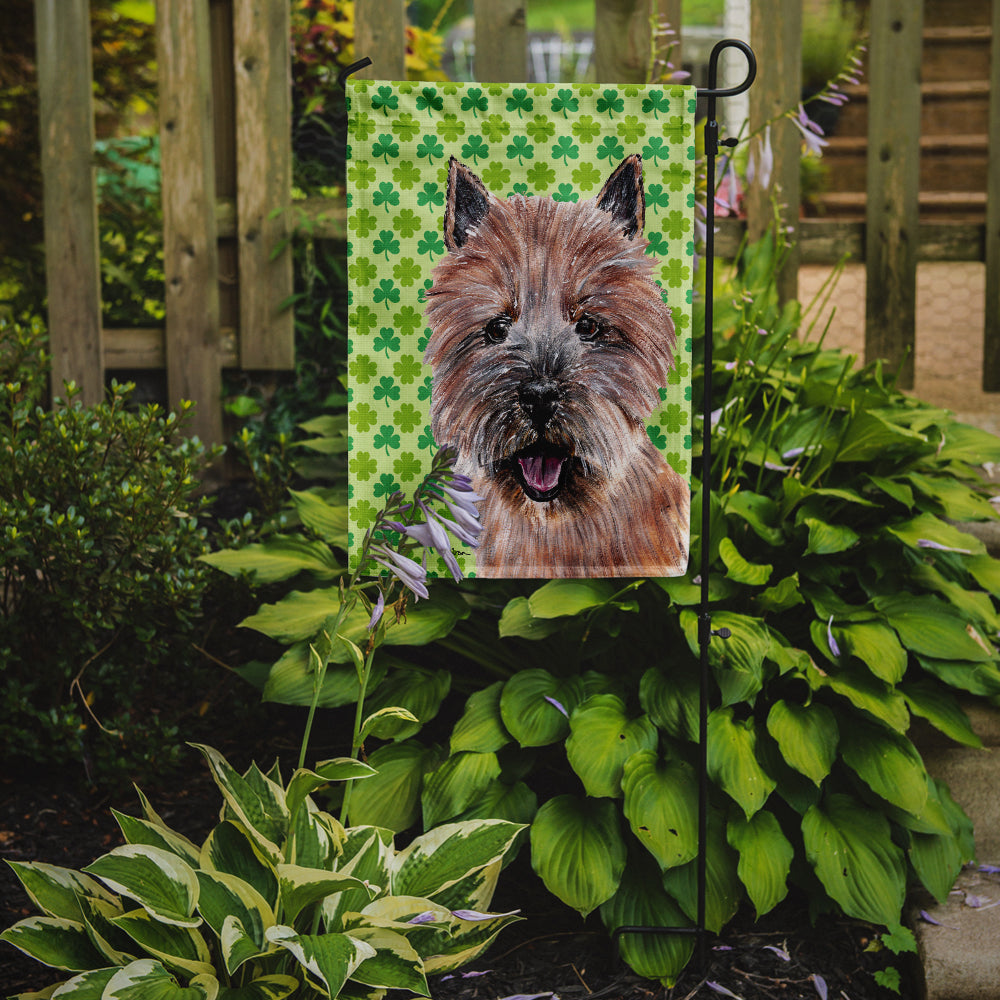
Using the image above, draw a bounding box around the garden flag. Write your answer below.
[346,80,696,578]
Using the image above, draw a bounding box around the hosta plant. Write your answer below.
[1,744,523,999]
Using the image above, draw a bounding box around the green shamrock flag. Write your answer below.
[347,80,697,579]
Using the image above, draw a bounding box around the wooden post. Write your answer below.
[594,0,652,84]
[983,0,1000,390]
[157,0,223,444]
[233,0,294,369]
[864,0,923,390]
[34,0,104,405]
[474,0,526,82]
[746,0,801,305]
[354,0,406,80]
[655,0,683,81]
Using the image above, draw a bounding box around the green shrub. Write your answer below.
[0,317,220,783]
[1,743,524,998]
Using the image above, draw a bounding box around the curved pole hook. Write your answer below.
[337,57,373,91]
[698,38,757,99]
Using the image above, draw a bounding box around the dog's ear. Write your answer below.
[595,153,645,239]
[444,157,491,251]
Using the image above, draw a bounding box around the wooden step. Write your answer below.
[834,80,991,138]
[813,190,987,222]
[922,25,993,83]
[822,134,989,193]
[922,0,991,28]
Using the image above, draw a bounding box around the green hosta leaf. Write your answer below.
[200,822,278,910]
[530,795,626,917]
[83,846,200,928]
[450,682,511,753]
[719,537,772,586]
[288,489,349,546]
[5,862,117,923]
[765,700,838,786]
[453,779,538,827]
[906,472,998,521]
[802,793,906,926]
[936,421,1000,464]
[835,410,927,463]
[362,667,451,740]
[499,670,584,747]
[680,610,770,706]
[866,474,914,509]
[195,871,273,973]
[265,926,375,998]
[661,810,741,933]
[347,740,441,832]
[967,553,1000,597]
[839,718,928,816]
[393,820,524,900]
[727,811,793,918]
[346,926,429,994]
[806,660,910,732]
[112,812,201,868]
[803,517,859,556]
[111,909,214,977]
[277,865,374,925]
[527,579,617,617]
[200,535,341,584]
[901,680,982,748]
[216,975,299,1000]
[909,824,965,905]
[835,621,907,684]
[724,490,784,545]
[755,573,805,614]
[421,751,502,828]
[621,751,698,871]
[599,853,694,987]
[874,594,995,662]
[707,707,776,818]
[911,562,1000,633]
[497,596,565,639]
[639,663,699,742]
[565,695,658,798]
[0,916,107,971]
[103,959,218,1000]
[260,643,388,708]
[190,746,287,862]
[886,512,985,556]
[916,655,1000,697]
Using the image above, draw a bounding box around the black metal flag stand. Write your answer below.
[340,38,758,975]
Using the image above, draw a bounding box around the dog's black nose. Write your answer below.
[519,378,561,426]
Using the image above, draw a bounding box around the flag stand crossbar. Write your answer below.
[338,38,758,975]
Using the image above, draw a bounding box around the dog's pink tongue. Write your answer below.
[519,455,563,493]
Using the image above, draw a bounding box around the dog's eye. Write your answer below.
[575,316,605,341]
[484,317,511,344]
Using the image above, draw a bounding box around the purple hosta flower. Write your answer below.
[827,616,841,657]
[715,156,742,216]
[544,695,569,718]
[371,544,429,600]
[396,511,464,582]
[407,911,438,925]
[427,498,481,549]
[451,908,521,921]
[917,538,973,555]
[763,944,791,962]
[979,864,1000,874]
[706,983,742,999]
[746,124,774,191]
[791,104,829,156]
[367,589,385,631]
[438,483,485,539]
[440,970,493,981]
[811,974,828,1000]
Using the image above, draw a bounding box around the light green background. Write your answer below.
[346,80,696,576]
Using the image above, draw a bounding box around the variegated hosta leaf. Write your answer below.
[102,958,218,999]
[322,829,393,931]
[220,915,269,979]
[421,907,522,975]
[265,925,376,998]
[599,853,694,987]
[214,973,300,999]
[5,861,117,922]
[706,707,776,819]
[726,810,793,918]
[195,870,274,973]
[565,695,658,799]
[529,795,626,917]
[391,820,524,900]
[426,859,501,915]
[77,894,136,966]
[112,810,201,868]
[110,908,214,979]
[83,846,200,928]
[190,745,287,863]
[345,926,429,995]
[276,864,375,925]
[200,822,278,910]
[802,793,906,926]
[288,802,343,870]
[765,700,838,786]
[47,965,118,997]
[621,751,699,871]
[0,916,107,971]
[285,760,376,822]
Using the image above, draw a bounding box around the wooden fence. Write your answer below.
[34,0,1000,445]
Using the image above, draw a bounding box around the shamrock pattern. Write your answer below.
[347,80,697,576]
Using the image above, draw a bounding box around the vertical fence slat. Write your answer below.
[157,0,222,445]
[34,0,103,405]
[594,0,653,84]
[864,0,923,390]
[474,0,526,82]
[354,0,406,80]
[983,0,1000,390]
[746,0,801,304]
[233,0,294,369]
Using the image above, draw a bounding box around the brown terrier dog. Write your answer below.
[424,154,690,578]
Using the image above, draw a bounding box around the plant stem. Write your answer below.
[340,643,377,826]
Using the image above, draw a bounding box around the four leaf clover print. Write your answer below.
[346,81,697,573]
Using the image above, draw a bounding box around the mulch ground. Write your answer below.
[1,741,913,1000]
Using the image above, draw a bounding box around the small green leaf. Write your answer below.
[527,579,617,617]
[276,865,374,925]
[901,680,982,748]
[498,596,564,639]
[707,708,776,818]
[718,537,772,585]
[803,517,859,555]
[639,664,699,742]
[839,718,929,817]
[621,751,698,870]
[200,536,341,584]
[450,682,511,754]
[347,740,441,832]
[727,811,793,917]
[765,700,838,786]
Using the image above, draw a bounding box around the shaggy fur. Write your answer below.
[424,154,690,577]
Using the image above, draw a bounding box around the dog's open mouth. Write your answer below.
[512,447,570,502]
